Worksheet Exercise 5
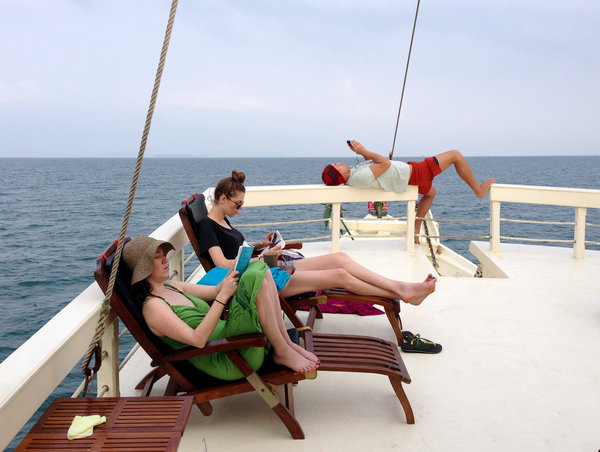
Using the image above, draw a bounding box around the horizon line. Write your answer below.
[1,154,599,159]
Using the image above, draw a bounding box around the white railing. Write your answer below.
[489,184,600,259]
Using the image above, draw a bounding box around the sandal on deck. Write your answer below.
[401,331,442,354]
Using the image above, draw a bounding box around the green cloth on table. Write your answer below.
[67,414,106,439]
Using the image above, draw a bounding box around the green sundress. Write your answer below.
[149,261,268,380]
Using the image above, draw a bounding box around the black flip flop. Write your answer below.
[400,331,442,354]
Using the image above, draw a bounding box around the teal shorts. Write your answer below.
[269,267,291,292]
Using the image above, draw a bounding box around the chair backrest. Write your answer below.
[94,238,216,391]
[179,193,214,273]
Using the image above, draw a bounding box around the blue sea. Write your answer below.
[1,155,599,449]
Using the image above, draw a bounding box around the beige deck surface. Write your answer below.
[120,239,600,451]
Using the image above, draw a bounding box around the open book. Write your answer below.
[258,230,285,257]
[233,243,255,275]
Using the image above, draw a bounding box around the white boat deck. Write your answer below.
[119,239,600,451]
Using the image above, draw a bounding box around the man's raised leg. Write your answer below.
[435,149,495,198]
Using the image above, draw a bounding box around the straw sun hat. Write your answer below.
[123,236,174,286]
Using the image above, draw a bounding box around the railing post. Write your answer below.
[406,200,415,254]
[573,207,587,259]
[331,202,341,253]
[169,249,185,282]
[97,311,120,397]
[490,200,501,254]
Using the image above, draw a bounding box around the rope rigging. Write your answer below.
[390,0,420,160]
[387,1,442,274]
[80,0,180,396]
[362,0,421,240]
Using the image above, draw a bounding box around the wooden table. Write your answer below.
[16,396,194,451]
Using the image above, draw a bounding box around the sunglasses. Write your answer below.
[226,196,244,209]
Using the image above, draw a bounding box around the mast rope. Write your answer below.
[80,0,179,396]
[366,0,420,217]
[390,0,420,159]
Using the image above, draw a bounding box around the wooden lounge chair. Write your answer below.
[95,238,310,439]
[94,239,414,439]
[179,193,405,345]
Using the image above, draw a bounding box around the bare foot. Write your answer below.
[401,274,437,306]
[274,348,318,374]
[290,342,320,365]
[476,178,496,198]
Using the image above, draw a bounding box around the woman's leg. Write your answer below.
[255,273,318,372]
[282,268,396,298]
[288,253,436,304]
[261,273,319,364]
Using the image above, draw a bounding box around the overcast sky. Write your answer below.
[1,0,599,158]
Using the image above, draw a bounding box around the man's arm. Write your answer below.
[348,140,391,178]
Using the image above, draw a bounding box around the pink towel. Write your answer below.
[298,298,383,316]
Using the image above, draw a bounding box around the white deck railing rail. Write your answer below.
[488,184,600,259]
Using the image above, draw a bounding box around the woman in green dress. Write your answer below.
[124,236,319,380]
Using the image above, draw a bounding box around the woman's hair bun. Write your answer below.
[231,170,246,184]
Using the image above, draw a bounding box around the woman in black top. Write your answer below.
[199,171,437,306]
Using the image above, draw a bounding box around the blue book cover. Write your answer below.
[233,244,254,274]
[197,267,229,286]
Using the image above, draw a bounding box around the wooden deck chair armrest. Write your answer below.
[205,334,268,350]
[323,289,398,308]
[157,334,268,362]
[254,241,303,257]
[251,247,265,257]
[285,294,327,310]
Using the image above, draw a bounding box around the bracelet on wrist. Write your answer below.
[214,299,227,307]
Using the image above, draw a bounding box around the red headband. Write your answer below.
[322,164,345,186]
